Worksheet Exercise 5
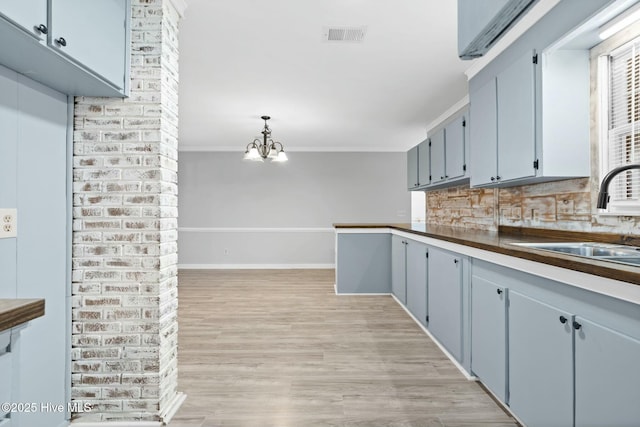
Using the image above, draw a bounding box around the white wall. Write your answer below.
[178,151,410,268]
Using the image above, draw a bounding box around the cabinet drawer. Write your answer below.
[0,351,12,419]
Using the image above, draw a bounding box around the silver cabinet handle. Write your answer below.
[35,24,48,35]
[55,37,67,47]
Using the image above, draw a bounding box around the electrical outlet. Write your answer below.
[0,209,17,238]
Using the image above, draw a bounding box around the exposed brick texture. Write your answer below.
[72,0,181,422]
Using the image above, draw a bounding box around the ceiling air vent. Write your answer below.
[323,26,367,43]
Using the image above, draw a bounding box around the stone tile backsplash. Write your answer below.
[425,178,640,235]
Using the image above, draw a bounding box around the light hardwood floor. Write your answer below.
[168,269,518,427]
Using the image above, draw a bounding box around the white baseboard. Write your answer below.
[178,263,335,270]
[160,391,186,423]
[71,422,161,427]
[69,392,185,427]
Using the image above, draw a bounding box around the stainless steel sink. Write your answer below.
[604,257,640,266]
[510,242,640,267]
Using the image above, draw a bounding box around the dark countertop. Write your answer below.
[0,299,45,333]
[334,223,640,286]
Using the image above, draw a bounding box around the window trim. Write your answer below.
[598,38,640,216]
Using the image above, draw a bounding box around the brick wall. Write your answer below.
[71,0,183,422]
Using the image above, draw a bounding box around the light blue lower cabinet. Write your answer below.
[0,417,11,426]
[336,233,391,294]
[428,248,463,361]
[391,235,407,303]
[470,275,507,402]
[406,241,428,327]
[574,317,640,427]
[0,338,12,420]
[508,291,573,427]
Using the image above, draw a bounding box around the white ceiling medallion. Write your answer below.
[323,26,367,43]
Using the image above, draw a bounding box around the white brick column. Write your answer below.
[71,0,185,423]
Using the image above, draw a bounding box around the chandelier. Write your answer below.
[243,115,288,162]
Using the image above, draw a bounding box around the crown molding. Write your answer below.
[178,145,409,153]
[166,0,187,18]
[425,95,469,136]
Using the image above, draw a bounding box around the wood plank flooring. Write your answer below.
[168,269,518,427]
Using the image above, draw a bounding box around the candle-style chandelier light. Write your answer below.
[243,115,288,162]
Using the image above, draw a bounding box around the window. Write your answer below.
[411,191,425,223]
[600,36,640,214]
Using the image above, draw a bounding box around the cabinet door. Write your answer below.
[391,235,406,304]
[417,139,430,187]
[496,50,536,183]
[0,342,12,419]
[470,276,506,402]
[407,145,419,189]
[428,248,462,360]
[406,241,427,327]
[445,115,466,180]
[574,317,640,427]
[0,0,47,39]
[50,0,127,88]
[430,130,446,183]
[508,291,573,427]
[469,78,497,187]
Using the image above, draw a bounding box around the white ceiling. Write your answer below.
[178,0,473,152]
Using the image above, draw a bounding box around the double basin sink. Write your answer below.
[510,242,640,267]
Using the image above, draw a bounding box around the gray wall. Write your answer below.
[178,151,410,267]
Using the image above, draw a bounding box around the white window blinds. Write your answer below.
[607,38,640,207]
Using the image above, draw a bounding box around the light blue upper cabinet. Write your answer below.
[428,248,463,361]
[508,291,573,427]
[574,317,640,427]
[407,145,419,190]
[466,0,603,187]
[406,241,427,327]
[496,50,536,183]
[407,139,431,190]
[470,51,536,187]
[430,129,445,184]
[417,139,430,188]
[0,0,130,96]
[469,78,498,187]
[411,109,469,191]
[470,275,506,402]
[0,0,47,40]
[445,115,466,180]
[50,0,127,89]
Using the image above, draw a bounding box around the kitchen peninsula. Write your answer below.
[335,223,640,427]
